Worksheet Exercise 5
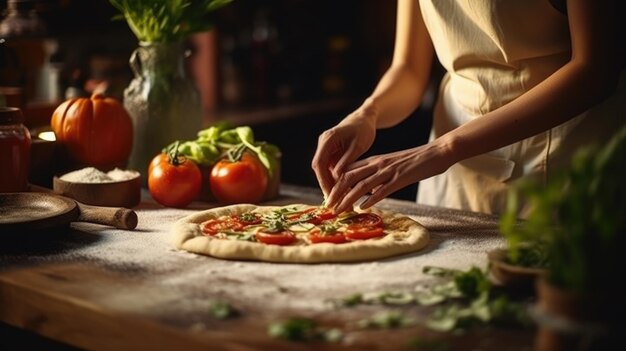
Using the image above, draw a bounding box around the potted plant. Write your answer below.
[500,124,626,351]
[491,180,553,289]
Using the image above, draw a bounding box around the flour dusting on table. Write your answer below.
[0,187,505,320]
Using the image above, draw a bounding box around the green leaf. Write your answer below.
[335,293,364,307]
[453,267,491,299]
[209,300,239,319]
[357,311,414,329]
[377,291,415,305]
[205,0,234,12]
[218,129,241,144]
[267,318,318,341]
[197,121,233,141]
[322,328,343,343]
[422,266,461,278]
[415,292,447,306]
[235,126,255,145]
[425,307,459,332]
[255,149,274,177]
[109,0,233,43]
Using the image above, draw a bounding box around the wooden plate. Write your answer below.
[0,192,80,232]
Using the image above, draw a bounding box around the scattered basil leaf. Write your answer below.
[338,293,364,307]
[333,266,531,334]
[323,328,344,343]
[268,318,317,341]
[239,213,259,222]
[318,223,339,235]
[377,291,415,305]
[414,292,446,306]
[357,311,414,329]
[209,300,238,319]
[267,318,342,343]
[453,267,492,299]
[422,266,461,278]
[422,267,530,332]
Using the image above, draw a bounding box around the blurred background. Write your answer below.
[0,0,439,200]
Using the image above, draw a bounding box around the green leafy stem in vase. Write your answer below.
[110,0,234,43]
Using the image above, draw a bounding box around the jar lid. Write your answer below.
[0,107,24,125]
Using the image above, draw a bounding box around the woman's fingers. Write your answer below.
[326,164,382,213]
[312,133,342,197]
[330,137,362,179]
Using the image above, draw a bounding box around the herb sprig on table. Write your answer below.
[110,0,233,43]
[209,300,239,319]
[332,266,531,332]
[267,318,343,342]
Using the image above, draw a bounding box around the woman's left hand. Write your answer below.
[324,140,456,213]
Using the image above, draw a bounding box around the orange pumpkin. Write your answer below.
[51,93,133,169]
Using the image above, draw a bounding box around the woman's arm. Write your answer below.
[437,0,622,165]
[359,0,435,129]
[311,0,434,197]
[325,0,623,212]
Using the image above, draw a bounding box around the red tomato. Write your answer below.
[148,152,168,175]
[202,218,244,236]
[309,228,347,244]
[255,230,296,245]
[148,153,202,208]
[288,207,337,225]
[309,208,338,224]
[234,213,262,226]
[343,213,383,228]
[345,226,385,240]
[210,153,268,204]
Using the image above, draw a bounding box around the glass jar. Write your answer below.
[0,107,31,192]
[123,41,203,182]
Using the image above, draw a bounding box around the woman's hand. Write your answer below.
[311,109,377,198]
[313,0,434,207]
[324,139,456,213]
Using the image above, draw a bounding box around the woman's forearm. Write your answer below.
[438,0,622,164]
[439,60,620,164]
[347,0,434,130]
[355,63,432,129]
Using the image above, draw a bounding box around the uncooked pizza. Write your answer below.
[173,204,429,263]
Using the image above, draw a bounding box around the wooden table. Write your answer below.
[0,185,534,350]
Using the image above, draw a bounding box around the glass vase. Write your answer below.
[124,41,202,181]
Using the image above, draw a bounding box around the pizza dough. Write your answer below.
[172,204,429,263]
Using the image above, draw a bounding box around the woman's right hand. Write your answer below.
[311,109,377,198]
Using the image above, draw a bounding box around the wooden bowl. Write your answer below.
[488,248,547,289]
[53,171,141,208]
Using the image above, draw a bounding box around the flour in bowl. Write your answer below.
[60,167,138,183]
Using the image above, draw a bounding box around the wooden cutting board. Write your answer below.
[0,262,533,351]
[0,263,339,351]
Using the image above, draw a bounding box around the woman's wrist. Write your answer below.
[342,97,380,128]
[432,132,465,167]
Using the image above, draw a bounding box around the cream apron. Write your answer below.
[416,0,626,216]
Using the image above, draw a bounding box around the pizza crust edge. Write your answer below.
[172,204,430,263]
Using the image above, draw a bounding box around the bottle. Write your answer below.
[0,107,31,192]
